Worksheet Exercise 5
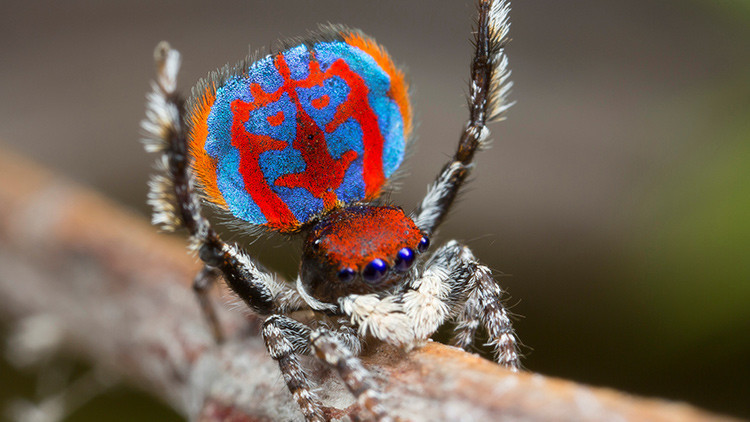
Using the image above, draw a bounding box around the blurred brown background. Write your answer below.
[1,0,749,420]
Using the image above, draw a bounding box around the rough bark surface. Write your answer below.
[0,149,738,422]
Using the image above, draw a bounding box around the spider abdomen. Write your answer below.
[187,29,412,233]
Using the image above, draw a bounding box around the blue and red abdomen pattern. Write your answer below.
[189,32,411,232]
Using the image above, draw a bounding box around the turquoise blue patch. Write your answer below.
[203,39,407,228]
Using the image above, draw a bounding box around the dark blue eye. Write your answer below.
[394,247,415,272]
[417,236,430,253]
[362,258,388,283]
[337,267,356,283]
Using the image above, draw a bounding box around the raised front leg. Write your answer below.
[413,0,512,235]
[142,42,304,317]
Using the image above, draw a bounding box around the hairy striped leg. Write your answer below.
[404,241,519,370]
[310,329,393,422]
[442,242,520,370]
[142,42,305,320]
[262,315,324,422]
[263,316,388,422]
[462,263,520,370]
[413,0,512,235]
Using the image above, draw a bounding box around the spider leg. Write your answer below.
[457,263,519,370]
[451,291,480,352]
[262,315,325,422]
[311,328,393,422]
[193,265,224,343]
[408,241,520,370]
[413,0,512,235]
[141,42,305,318]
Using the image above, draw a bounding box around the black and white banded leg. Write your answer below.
[262,315,324,422]
[413,0,512,235]
[409,241,520,371]
[461,261,519,370]
[441,241,519,370]
[311,329,392,422]
[263,317,389,422]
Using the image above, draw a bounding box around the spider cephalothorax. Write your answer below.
[142,1,518,421]
[300,205,427,303]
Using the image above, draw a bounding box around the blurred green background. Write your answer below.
[1,0,749,420]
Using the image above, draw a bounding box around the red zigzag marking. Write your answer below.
[229,50,387,230]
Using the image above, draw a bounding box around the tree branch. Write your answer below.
[0,149,736,421]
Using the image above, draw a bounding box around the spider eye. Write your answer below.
[362,258,388,283]
[312,238,322,251]
[394,247,415,272]
[417,236,430,253]
[337,267,356,283]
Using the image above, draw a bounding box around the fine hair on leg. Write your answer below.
[311,329,392,422]
[413,0,512,235]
